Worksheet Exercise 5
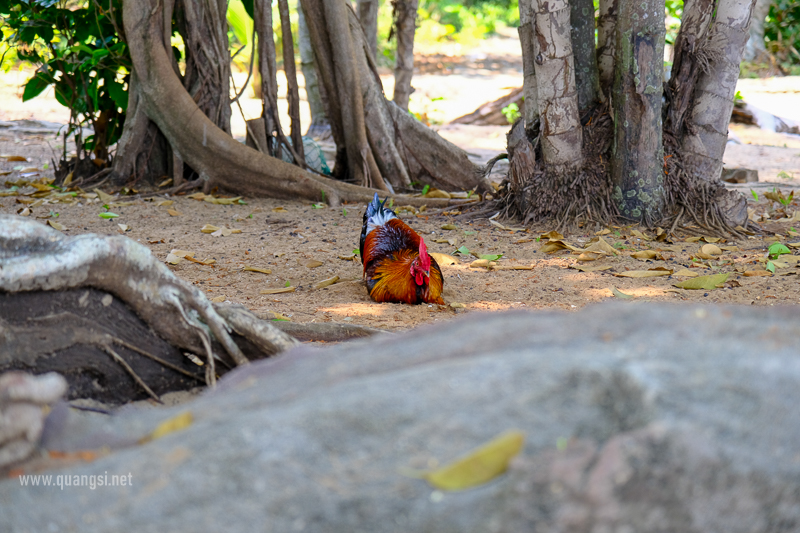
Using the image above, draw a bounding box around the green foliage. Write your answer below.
[765,0,800,71]
[501,102,521,124]
[0,1,129,160]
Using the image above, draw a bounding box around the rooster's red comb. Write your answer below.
[418,239,431,271]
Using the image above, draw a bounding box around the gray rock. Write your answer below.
[2,303,800,532]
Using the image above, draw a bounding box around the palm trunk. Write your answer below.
[610,0,666,223]
[517,0,539,133]
[570,0,602,110]
[297,5,329,138]
[532,0,583,176]
[680,0,757,183]
[596,0,619,93]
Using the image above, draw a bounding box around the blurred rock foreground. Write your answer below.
[2,303,800,532]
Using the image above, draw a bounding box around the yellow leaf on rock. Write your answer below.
[418,430,524,491]
[244,266,272,274]
[47,220,65,231]
[141,412,193,443]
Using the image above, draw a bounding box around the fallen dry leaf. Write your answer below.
[260,287,296,294]
[93,188,115,203]
[441,224,458,230]
[305,260,324,268]
[631,250,663,261]
[595,229,611,236]
[167,208,182,217]
[540,230,564,240]
[576,251,605,262]
[571,264,613,272]
[743,270,772,277]
[47,220,65,231]
[470,259,497,269]
[187,192,207,200]
[610,287,634,299]
[339,254,356,261]
[700,244,722,256]
[244,266,272,275]
[314,275,340,289]
[631,229,651,241]
[16,206,31,216]
[429,252,458,266]
[209,295,227,303]
[449,302,466,309]
[5,155,28,162]
[615,268,673,278]
[584,237,619,256]
[423,188,450,199]
[204,196,242,205]
[673,273,729,290]
[185,256,215,266]
[117,224,131,232]
[672,269,698,277]
[272,206,288,213]
[157,200,174,207]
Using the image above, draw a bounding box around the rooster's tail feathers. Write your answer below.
[365,194,397,235]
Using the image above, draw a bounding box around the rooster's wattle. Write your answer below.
[359,194,444,305]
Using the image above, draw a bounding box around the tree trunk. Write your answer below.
[254,0,281,156]
[596,0,619,94]
[680,0,757,185]
[392,0,419,112]
[517,0,540,133]
[743,0,770,62]
[277,0,305,166]
[610,0,666,223]
[297,4,330,138]
[357,0,379,61]
[532,0,583,177]
[571,0,602,110]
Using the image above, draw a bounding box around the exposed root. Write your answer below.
[0,216,301,392]
[497,106,617,231]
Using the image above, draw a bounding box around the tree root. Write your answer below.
[0,216,300,399]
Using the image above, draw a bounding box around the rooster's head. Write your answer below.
[410,239,432,286]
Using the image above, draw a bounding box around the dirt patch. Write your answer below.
[2,46,800,334]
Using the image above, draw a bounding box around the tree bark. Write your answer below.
[532,0,583,176]
[297,4,330,138]
[176,0,232,135]
[743,0,770,62]
[122,0,471,207]
[254,0,281,156]
[392,0,419,112]
[610,0,666,223]
[570,0,602,110]
[277,0,305,166]
[596,0,619,94]
[357,0,379,61]
[517,0,540,133]
[680,0,757,183]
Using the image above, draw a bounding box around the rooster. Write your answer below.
[360,193,444,305]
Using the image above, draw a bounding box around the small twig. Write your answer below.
[101,343,162,403]
[113,338,205,383]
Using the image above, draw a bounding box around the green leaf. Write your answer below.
[92,48,110,62]
[751,189,759,201]
[768,242,791,258]
[766,261,776,273]
[107,80,128,111]
[99,212,119,219]
[455,246,471,255]
[422,184,430,195]
[284,280,291,287]
[480,253,503,261]
[22,72,52,102]
[238,199,247,205]
[311,203,324,209]
[352,249,360,255]
[673,273,729,290]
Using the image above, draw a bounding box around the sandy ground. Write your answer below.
[2,36,800,334]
